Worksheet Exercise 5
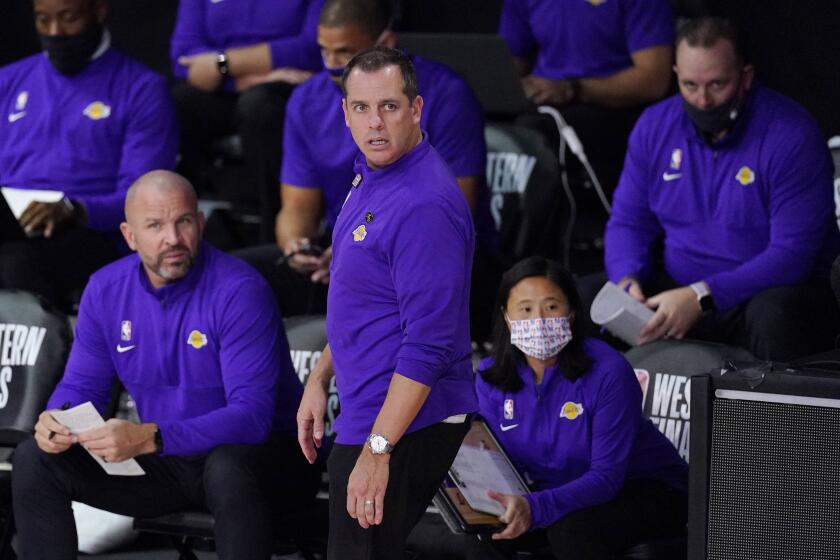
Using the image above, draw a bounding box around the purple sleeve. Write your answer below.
[76,73,178,232]
[280,89,319,187]
[392,200,474,386]
[705,127,836,311]
[499,0,537,59]
[47,281,115,414]
[157,278,282,456]
[425,77,486,178]
[604,116,663,283]
[525,357,642,528]
[267,0,324,71]
[169,0,210,81]
[622,0,675,54]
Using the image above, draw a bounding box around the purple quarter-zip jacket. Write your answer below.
[48,242,302,456]
[326,136,478,445]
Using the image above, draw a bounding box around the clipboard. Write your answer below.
[433,418,530,534]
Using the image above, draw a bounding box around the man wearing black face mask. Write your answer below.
[0,0,178,310]
[601,17,840,361]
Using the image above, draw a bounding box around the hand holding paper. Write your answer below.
[51,402,146,476]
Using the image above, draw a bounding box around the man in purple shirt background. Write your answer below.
[0,0,178,310]
[170,0,324,242]
[500,0,675,263]
[12,171,318,560]
[599,17,840,361]
[239,0,500,341]
[296,46,476,560]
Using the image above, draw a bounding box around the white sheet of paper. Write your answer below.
[1,187,64,219]
[449,445,528,516]
[51,402,146,477]
[589,281,655,346]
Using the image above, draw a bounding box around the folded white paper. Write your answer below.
[52,402,146,477]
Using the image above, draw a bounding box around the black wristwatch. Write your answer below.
[690,281,716,313]
[216,52,230,77]
[153,426,164,455]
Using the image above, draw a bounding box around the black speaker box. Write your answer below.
[689,365,840,560]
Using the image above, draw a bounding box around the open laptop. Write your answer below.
[398,33,534,116]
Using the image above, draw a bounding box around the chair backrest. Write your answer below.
[829,136,840,233]
[624,339,755,462]
[485,123,564,265]
[283,315,338,439]
[0,290,71,445]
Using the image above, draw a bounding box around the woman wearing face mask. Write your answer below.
[467,256,688,559]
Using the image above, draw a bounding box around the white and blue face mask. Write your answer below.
[508,316,573,360]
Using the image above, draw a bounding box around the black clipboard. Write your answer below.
[433,418,530,534]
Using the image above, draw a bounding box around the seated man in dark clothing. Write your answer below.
[0,0,178,309]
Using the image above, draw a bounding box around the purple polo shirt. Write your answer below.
[476,339,687,529]
[281,55,491,246]
[48,242,302,457]
[0,48,178,232]
[605,85,840,312]
[326,136,477,445]
[170,0,323,80]
[499,0,674,80]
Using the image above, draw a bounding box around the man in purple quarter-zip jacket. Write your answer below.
[11,171,318,560]
[296,47,477,560]
[0,0,178,310]
[603,17,840,361]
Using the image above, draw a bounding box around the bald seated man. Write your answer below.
[12,171,318,560]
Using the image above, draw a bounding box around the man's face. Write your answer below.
[318,24,377,74]
[120,187,205,289]
[342,65,423,170]
[33,0,103,36]
[674,38,753,110]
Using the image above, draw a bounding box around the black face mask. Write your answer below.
[682,92,742,137]
[39,23,104,76]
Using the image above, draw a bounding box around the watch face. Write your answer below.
[370,435,387,453]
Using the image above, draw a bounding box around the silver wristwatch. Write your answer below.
[366,433,394,455]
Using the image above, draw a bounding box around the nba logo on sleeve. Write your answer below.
[504,399,514,420]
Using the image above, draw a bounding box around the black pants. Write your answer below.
[578,269,840,362]
[12,432,319,560]
[235,244,329,317]
[465,479,687,560]
[0,226,120,311]
[172,81,295,243]
[327,420,471,560]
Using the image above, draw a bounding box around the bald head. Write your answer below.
[125,170,197,221]
[120,170,204,289]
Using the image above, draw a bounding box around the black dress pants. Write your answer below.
[464,479,687,560]
[12,432,319,560]
[172,81,295,243]
[326,420,471,560]
[0,226,120,311]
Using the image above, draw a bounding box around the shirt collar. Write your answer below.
[137,241,208,302]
